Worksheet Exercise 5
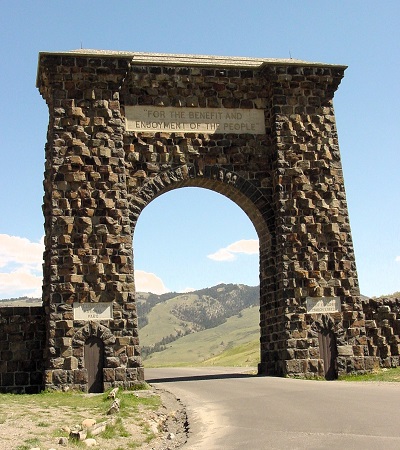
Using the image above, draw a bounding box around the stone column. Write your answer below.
[38,54,143,390]
[261,64,372,377]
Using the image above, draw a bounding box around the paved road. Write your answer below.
[146,367,400,449]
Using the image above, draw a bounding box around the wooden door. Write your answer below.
[85,336,104,393]
[318,329,338,380]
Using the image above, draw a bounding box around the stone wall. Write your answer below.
[0,299,398,392]
[0,298,398,392]
[362,298,400,368]
[0,306,45,393]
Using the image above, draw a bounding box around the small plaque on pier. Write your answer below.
[306,297,341,314]
[73,303,113,320]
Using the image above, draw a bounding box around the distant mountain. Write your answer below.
[136,283,259,359]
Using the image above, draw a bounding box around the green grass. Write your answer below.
[101,418,130,439]
[144,306,260,367]
[16,438,41,450]
[139,293,200,347]
[37,421,49,427]
[199,339,260,367]
[0,389,162,449]
[0,389,110,418]
[339,367,400,382]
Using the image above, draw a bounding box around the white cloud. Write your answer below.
[0,234,45,299]
[207,248,236,262]
[395,256,400,262]
[0,270,43,298]
[207,239,259,262]
[134,270,169,294]
[182,287,196,293]
[0,234,44,271]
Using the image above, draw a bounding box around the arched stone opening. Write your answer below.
[71,322,114,392]
[309,314,343,379]
[131,167,272,370]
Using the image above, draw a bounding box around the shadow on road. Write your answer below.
[146,372,258,383]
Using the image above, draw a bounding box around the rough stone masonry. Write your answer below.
[30,49,382,392]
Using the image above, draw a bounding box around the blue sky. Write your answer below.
[0,0,399,298]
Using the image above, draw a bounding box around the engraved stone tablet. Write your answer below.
[306,297,341,314]
[125,106,265,134]
[73,303,113,320]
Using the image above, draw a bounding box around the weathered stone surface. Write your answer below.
[89,421,107,436]
[107,397,121,415]
[58,436,69,446]
[337,345,354,357]
[70,428,87,441]
[82,418,96,428]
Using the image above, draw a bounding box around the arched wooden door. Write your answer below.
[85,336,104,393]
[318,329,338,380]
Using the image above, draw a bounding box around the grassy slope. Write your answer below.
[143,306,260,367]
[139,293,199,347]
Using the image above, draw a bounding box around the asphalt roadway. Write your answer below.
[145,367,400,450]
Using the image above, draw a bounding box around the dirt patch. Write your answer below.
[139,387,188,450]
[0,386,188,450]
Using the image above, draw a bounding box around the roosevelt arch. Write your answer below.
[36,50,374,391]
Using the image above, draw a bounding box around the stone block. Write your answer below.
[51,358,65,369]
[74,369,88,384]
[308,359,319,373]
[53,369,67,385]
[103,368,115,382]
[15,372,30,386]
[115,367,126,381]
[285,359,304,375]
[116,336,130,346]
[64,357,78,370]
[105,357,120,368]
[337,345,353,357]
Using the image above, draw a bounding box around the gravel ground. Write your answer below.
[0,386,188,450]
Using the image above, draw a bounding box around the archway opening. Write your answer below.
[133,186,261,369]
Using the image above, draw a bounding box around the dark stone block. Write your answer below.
[15,372,30,386]
[30,371,44,385]
[25,385,42,394]
[1,373,14,387]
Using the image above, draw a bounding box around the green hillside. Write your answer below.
[139,293,201,348]
[137,284,259,358]
[142,305,260,367]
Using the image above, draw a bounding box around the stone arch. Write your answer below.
[130,164,277,373]
[37,50,374,388]
[73,321,116,348]
[129,164,272,239]
[72,322,116,392]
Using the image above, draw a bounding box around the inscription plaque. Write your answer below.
[125,106,265,134]
[306,297,341,314]
[73,303,113,321]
